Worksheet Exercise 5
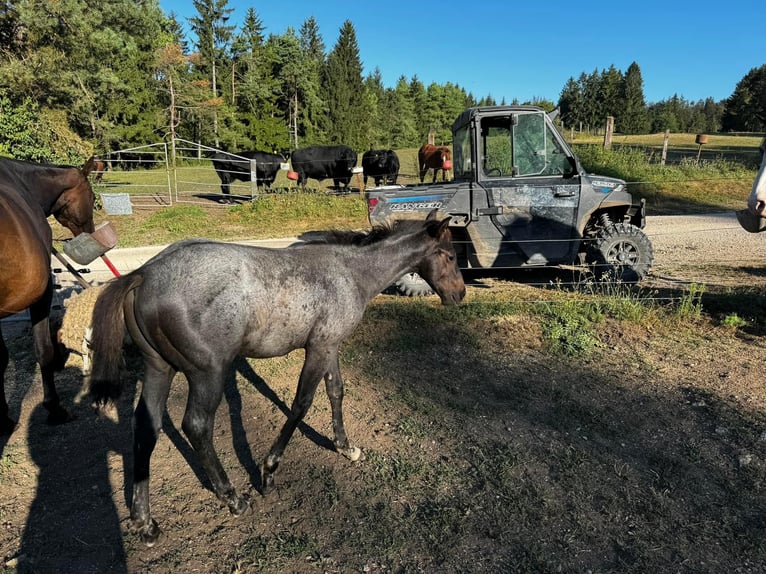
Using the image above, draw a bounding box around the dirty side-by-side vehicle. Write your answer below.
[364,105,654,295]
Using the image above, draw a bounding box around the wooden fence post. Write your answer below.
[661,130,669,166]
[603,116,614,150]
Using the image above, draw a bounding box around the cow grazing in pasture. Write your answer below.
[418,144,452,183]
[210,150,286,197]
[362,149,400,187]
[290,145,357,192]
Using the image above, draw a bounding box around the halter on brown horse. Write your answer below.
[0,155,97,434]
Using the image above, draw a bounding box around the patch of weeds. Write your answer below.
[674,283,705,320]
[305,465,341,509]
[721,313,747,329]
[231,529,314,571]
[0,446,20,484]
[467,442,521,498]
[365,449,427,488]
[394,415,428,441]
[538,298,602,356]
[583,280,659,324]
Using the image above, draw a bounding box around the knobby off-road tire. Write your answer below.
[586,223,653,283]
[393,272,434,297]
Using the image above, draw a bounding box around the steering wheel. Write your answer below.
[485,168,502,177]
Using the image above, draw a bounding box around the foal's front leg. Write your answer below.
[261,349,361,494]
[261,349,327,493]
[325,353,361,462]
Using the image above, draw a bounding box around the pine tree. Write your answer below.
[389,76,417,148]
[322,20,364,148]
[722,64,766,132]
[297,16,326,145]
[621,62,649,134]
[558,77,583,130]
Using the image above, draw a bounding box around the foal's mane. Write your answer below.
[298,219,425,246]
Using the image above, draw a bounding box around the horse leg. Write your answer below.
[130,357,174,547]
[0,327,15,435]
[261,349,326,493]
[182,368,248,516]
[28,281,71,425]
[324,351,361,462]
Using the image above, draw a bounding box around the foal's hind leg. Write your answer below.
[261,349,327,493]
[131,357,174,547]
[324,352,361,462]
[182,368,249,516]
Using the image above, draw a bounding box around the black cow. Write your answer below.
[290,145,357,192]
[210,150,286,196]
[362,149,400,187]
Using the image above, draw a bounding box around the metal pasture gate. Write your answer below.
[92,140,281,211]
[95,143,172,210]
[172,139,263,204]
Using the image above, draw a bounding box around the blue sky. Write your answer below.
[158,0,764,105]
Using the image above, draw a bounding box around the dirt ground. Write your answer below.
[1,214,766,573]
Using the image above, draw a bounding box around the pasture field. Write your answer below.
[77,133,760,249]
[1,134,764,572]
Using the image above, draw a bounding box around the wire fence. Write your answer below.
[79,140,766,310]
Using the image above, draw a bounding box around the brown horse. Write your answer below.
[418,143,453,183]
[0,155,97,434]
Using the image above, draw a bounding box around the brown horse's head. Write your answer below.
[51,163,96,236]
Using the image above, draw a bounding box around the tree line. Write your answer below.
[0,0,764,165]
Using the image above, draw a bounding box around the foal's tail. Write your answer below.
[89,272,143,407]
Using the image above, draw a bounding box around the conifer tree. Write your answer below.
[722,64,766,132]
[322,20,364,148]
[621,62,649,134]
[297,17,326,145]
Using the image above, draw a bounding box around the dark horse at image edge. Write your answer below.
[0,156,97,434]
[88,210,465,547]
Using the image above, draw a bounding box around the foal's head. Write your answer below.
[415,210,466,306]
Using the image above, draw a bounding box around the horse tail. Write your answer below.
[89,272,143,406]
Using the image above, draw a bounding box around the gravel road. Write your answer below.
[644,211,766,289]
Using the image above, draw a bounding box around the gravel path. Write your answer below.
[644,212,766,288]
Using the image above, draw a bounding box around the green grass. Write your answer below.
[573,143,756,214]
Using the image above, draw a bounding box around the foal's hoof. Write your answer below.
[130,518,161,548]
[261,469,275,495]
[337,445,363,462]
[45,405,74,426]
[0,416,17,436]
[227,495,249,516]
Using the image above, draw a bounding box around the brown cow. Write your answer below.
[418,144,452,183]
